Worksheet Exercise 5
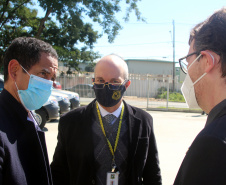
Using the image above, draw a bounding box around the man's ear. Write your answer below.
[8,59,20,81]
[125,80,131,89]
[200,51,215,73]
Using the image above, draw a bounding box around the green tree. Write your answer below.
[36,0,144,43]
[0,0,144,72]
[85,62,96,72]
[0,0,38,69]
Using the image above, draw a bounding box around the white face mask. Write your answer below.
[181,72,205,108]
[181,53,212,109]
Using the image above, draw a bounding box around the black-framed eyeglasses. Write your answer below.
[179,52,200,74]
[92,79,129,90]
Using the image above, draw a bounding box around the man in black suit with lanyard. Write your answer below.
[51,54,162,185]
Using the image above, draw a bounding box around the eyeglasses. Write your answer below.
[92,79,129,90]
[179,52,200,74]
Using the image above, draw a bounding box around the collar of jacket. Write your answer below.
[0,89,29,125]
[206,99,226,126]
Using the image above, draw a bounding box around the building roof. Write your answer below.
[125,59,174,63]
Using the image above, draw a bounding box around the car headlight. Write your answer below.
[74,94,79,101]
[54,96,63,101]
[51,99,59,106]
[63,97,70,103]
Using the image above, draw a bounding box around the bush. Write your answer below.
[156,91,185,102]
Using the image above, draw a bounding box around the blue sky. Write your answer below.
[35,0,226,62]
[91,0,226,61]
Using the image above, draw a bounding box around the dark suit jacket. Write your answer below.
[174,99,226,185]
[51,99,161,185]
[0,89,52,185]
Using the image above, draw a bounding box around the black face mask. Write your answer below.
[93,85,126,107]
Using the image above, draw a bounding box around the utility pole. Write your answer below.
[172,20,175,92]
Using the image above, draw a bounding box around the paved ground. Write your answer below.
[44,107,207,185]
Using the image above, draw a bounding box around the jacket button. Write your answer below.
[92,179,95,184]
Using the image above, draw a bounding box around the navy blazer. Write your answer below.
[0,89,52,185]
[51,99,162,185]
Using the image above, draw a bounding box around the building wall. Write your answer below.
[126,59,174,75]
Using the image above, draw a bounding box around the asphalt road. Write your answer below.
[44,109,207,185]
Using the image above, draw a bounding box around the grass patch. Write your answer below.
[156,91,185,103]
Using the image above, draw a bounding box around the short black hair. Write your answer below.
[3,37,58,82]
[189,8,226,77]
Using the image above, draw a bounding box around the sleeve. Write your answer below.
[174,135,226,185]
[142,116,162,185]
[50,120,70,185]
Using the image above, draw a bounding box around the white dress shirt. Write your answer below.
[97,101,123,124]
[27,111,41,130]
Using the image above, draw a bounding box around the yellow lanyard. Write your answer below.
[96,102,124,167]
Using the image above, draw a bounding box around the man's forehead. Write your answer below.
[95,76,121,80]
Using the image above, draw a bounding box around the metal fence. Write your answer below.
[56,73,201,112]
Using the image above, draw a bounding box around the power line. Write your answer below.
[94,41,187,47]
[125,22,196,26]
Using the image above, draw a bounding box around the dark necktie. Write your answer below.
[104,114,116,124]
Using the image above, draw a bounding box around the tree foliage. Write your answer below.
[0,0,143,72]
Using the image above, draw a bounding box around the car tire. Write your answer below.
[35,109,47,129]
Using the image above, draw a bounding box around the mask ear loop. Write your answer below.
[206,51,215,65]
[193,52,214,86]
[193,72,207,85]
[15,81,19,91]
[14,65,30,96]
[188,54,202,70]
[20,65,30,76]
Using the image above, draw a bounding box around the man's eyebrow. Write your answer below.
[110,78,121,81]
[41,69,51,74]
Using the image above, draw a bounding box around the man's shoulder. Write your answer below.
[60,105,87,120]
[59,102,94,125]
[124,101,152,118]
[201,115,226,140]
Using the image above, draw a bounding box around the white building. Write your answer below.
[125,59,185,82]
[125,59,174,75]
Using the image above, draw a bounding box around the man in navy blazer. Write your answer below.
[51,54,162,185]
[0,37,58,185]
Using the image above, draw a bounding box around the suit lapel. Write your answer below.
[82,100,97,172]
[37,131,53,185]
[124,101,142,170]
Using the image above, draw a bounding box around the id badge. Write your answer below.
[106,172,119,185]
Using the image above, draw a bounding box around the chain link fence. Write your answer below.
[56,73,201,112]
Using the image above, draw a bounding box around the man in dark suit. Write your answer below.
[0,37,58,185]
[175,8,226,185]
[51,54,162,185]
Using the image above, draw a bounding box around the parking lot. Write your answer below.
[44,103,207,185]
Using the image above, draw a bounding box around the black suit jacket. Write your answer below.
[0,89,52,185]
[174,99,226,185]
[51,99,161,185]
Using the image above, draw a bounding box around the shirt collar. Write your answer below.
[27,111,41,130]
[1,89,28,122]
[206,99,226,126]
[97,101,123,118]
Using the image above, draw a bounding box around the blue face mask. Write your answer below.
[15,65,53,111]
